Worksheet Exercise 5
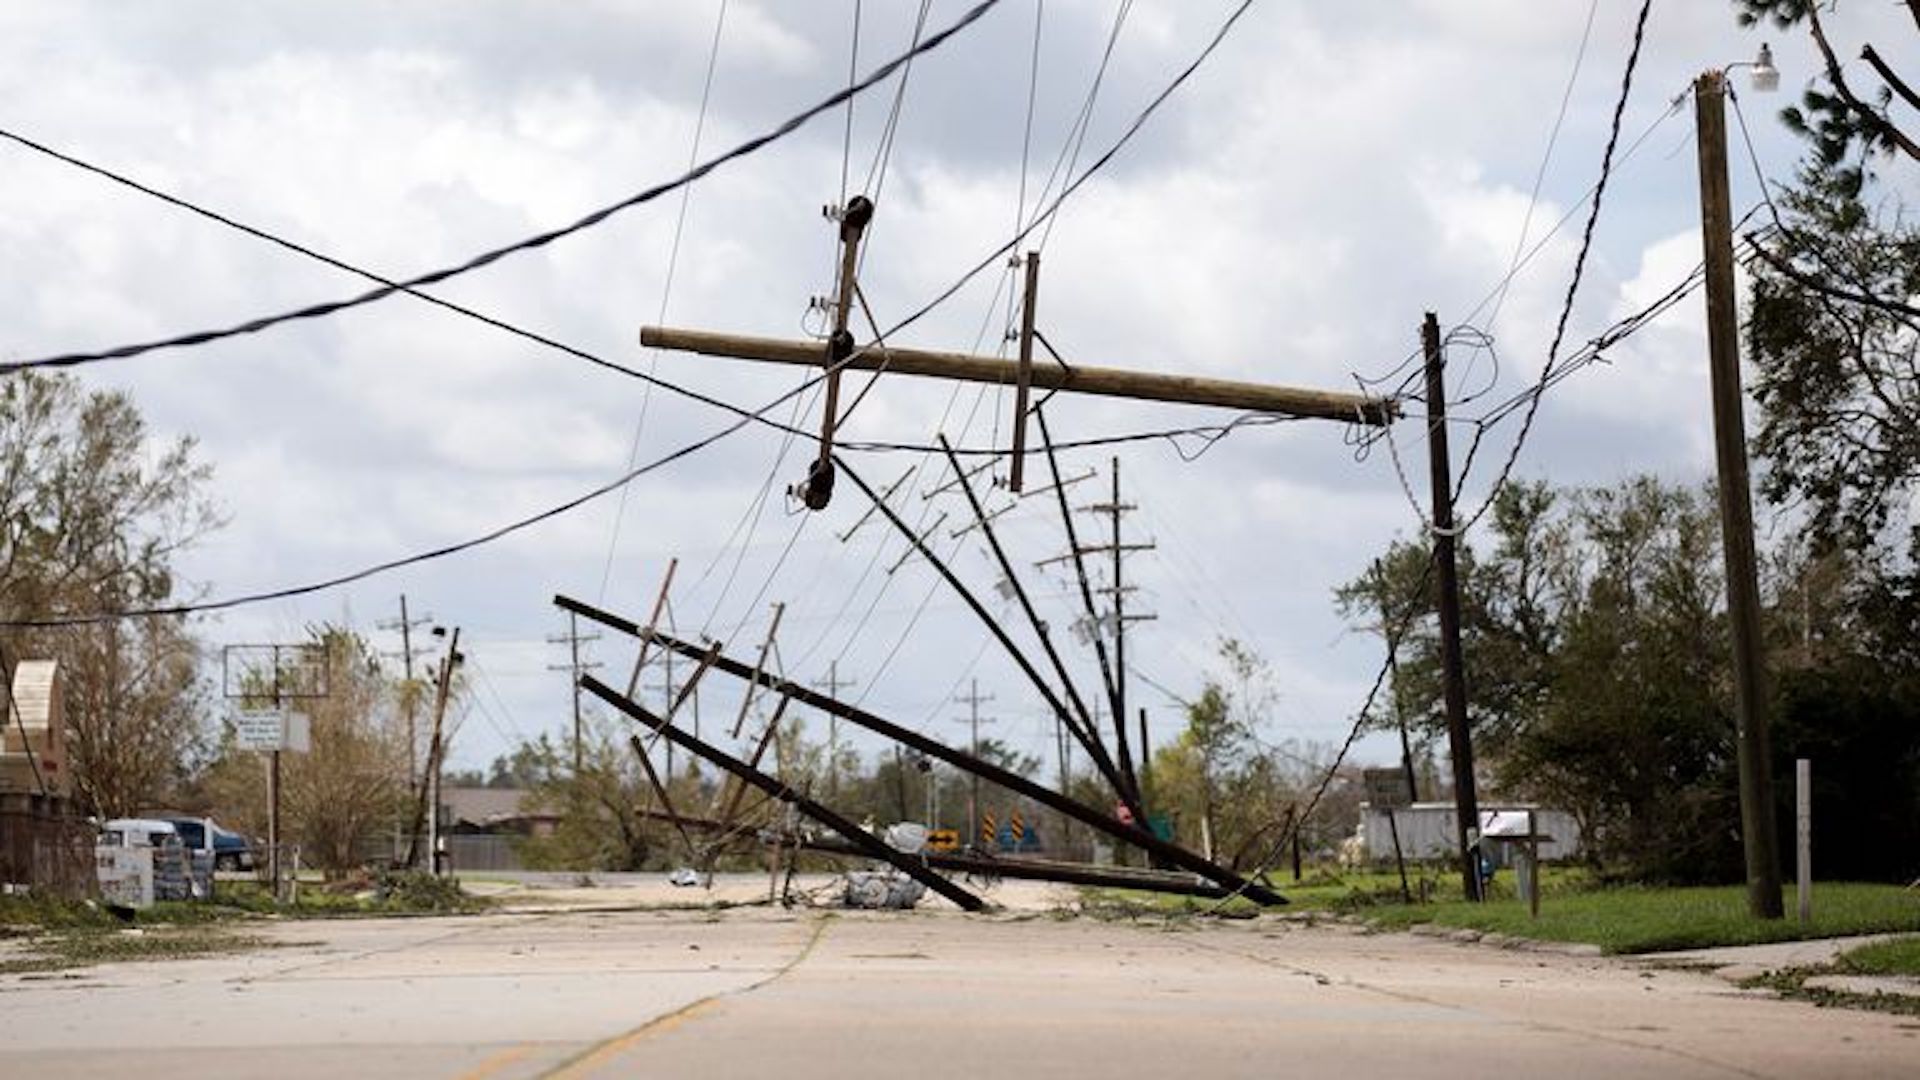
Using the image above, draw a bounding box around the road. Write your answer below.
[2,899,1914,1078]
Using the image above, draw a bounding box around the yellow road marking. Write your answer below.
[539,915,831,1079]
[458,1042,534,1080]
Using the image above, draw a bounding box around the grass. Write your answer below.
[1075,868,1920,956]
[1357,881,1920,954]
[0,925,275,975]
[1838,935,1920,976]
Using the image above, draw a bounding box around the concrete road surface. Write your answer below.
[2,906,1915,1079]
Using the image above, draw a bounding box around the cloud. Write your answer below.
[0,1,1858,776]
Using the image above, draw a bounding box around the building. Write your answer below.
[1355,802,1583,865]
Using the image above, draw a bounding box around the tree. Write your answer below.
[1746,168,1920,556]
[1735,2,1920,166]
[1145,640,1294,864]
[0,371,219,817]
[513,713,726,872]
[203,629,408,876]
[1339,477,1743,881]
[1733,1,1919,569]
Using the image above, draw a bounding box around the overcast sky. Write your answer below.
[1,2,1907,784]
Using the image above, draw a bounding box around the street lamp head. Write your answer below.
[1750,43,1779,93]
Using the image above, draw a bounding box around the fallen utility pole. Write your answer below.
[583,675,989,912]
[640,325,1398,425]
[555,594,1286,905]
[629,806,1241,901]
[837,457,1129,798]
[935,434,1129,820]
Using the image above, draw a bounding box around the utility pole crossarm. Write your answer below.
[640,325,1398,425]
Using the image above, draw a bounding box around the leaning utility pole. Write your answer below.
[547,612,603,774]
[1695,69,1783,919]
[376,596,433,806]
[404,627,460,874]
[954,678,996,848]
[1422,313,1482,903]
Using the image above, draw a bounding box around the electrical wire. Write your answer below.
[0,0,1006,377]
[0,364,833,628]
[0,0,1300,631]
[1033,0,1134,255]
[598,0,733,603]
[1443,0,1656,537]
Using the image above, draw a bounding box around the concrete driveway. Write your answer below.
[2,904,1915,1079]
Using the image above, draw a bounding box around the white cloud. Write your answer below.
[0,1,1872,774]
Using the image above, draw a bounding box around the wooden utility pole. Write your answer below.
[797,195,874,509]
[1009,251,1040,491]
[643,325,1396,425]
[404,628,460,873]
[955,678,996,848]
[1696,69,1783,920]
[548,612,602,774]
[1421,313,1482,902]
[813,661,857,799]
[377,595,433,808]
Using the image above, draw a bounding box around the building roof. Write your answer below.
[442,786,551,827]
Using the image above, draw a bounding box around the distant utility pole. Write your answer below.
[548,612,603,774]
[1082,458,1156,805]
[954,678,996,848]
[376,596,433,802]
[1422,313,1483,903]
[404,627,461,874]
[1695,68,1783,919]
[812,661,857,798]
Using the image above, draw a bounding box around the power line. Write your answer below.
[0,0,1308,630]
[0,366,827,628]
[1442,0,1657,536]
[598,0,734,603]
[0,0,1006,377]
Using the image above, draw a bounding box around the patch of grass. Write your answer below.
[1839,935,1920,976]
[1074,888,1264,920]
[1741,966,1920,1018]
[1361,882,1920,954]
[0,894,120,932]
[0,925,275,975]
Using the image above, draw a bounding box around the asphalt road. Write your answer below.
[3,902,1915,1079]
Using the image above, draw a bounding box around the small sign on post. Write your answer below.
[1362,768,1414,902]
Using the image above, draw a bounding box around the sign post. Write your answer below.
[224,644,327,903]
[1363,767,1414,902]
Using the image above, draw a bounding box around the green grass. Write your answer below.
[1838,935,1920,976]
[1359,882,1920,954]
[1075,870,1919,956]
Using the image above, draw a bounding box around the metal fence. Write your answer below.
[446,834,524,873]
[0,795,93,898]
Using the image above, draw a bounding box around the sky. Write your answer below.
[1,1,1909,784]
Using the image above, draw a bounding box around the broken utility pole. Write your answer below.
[797,195,874,510]
[585,676,988,912]
[644,323,1398,429]
[554,593,1286,906]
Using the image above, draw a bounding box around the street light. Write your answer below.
[1746,43,1780,94]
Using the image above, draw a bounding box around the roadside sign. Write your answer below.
[234,710,284,752]
[233,710,311,753]
[925,828,960,852]
[1363,767,1413,809]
